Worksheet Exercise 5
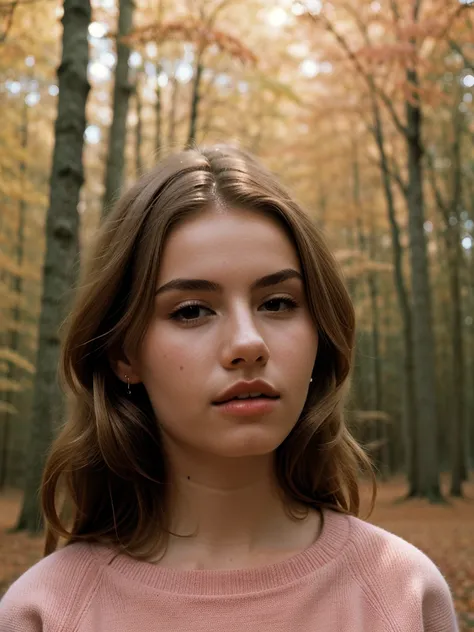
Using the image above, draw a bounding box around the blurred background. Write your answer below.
[0,0,473,627]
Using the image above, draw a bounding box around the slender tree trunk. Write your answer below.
[345,221,364,418]
[367,215,388,479]
[352,143,384,471]
[369,95,418,495]
[355,220,386,474]
[470,249,474,468]
[433,229,451,472]
[405,65,441,500]
[318,183,328,232]
[14,0,90,533]
[447,226,466,496]
[187,54,204,147]
[102,0,133,214]
[168,76,179,149]
[446,104,466,495]
[0,101,28,490]
[154,63,162,160]
[469,179,474,467]
[427,94,468,494]
[135,77,143,177]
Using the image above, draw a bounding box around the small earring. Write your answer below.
[310,378,313,384]
[124,375,131,396]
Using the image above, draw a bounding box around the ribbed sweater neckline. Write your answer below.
[105,509,351,596]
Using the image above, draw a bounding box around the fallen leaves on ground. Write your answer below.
[0,478,473,629]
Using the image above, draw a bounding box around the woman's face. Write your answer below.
[127,207,318,461]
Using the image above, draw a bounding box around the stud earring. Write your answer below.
[310,378,313,384]
[124,375,131,396]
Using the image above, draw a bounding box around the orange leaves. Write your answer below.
[128,18,257,64]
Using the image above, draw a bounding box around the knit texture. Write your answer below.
[0,509,458,631]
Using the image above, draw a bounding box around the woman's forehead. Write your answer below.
[157,208,301,285]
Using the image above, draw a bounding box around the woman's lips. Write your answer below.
[213,396,280,416]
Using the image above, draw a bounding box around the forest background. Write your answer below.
[0,0,473,627]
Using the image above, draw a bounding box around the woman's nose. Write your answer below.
[221,308,270,368]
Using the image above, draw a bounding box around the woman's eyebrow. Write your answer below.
[155,268,303,296]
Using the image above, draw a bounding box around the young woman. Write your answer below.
[1,146,457,631]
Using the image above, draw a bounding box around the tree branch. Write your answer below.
[388,154,408,198]
[414,0,423,21]
[425,151,449,222]
[365,143,408,198]
[389,0,401,23]
[449,39,474,69]
[303,6,409,138]
[0,0,17,43]
[207,0,235,26]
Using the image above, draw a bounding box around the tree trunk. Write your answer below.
[405,68,441,500]
[187,55,204,148]
[168,75,179,149]
[14,0,90,533]
[352,142,385,473]
[369,93,418,496]
[345,223,366,430]
[102,0,133,214]
[447,226,466,496]
[367,216,389,479]
[135,77,143,176]
[0,101,28,490]
[446,102,466,496]
[154,63,162,160]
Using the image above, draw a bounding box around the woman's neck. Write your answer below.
[154,451,321,570]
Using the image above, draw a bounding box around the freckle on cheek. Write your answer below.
[179,366,184,371]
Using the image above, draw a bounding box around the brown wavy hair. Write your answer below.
[42,145,376,559]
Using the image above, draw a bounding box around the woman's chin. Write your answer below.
[209,426,289,458]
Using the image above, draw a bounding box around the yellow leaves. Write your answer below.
[250,72,302,104]
[0,348,35,374]
[0,280,41,318]
[0,251,42,282]
[353,410,392,424]
[0,377,23,393]
[343,259,393,279]
[335,248,362,264]
[364,260,393,273]
[0,178,42,207]
[0,347,32,412]
[0,401,17,414]
[335,249,394,278]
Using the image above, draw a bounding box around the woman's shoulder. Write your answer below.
[0,541,116,631]
[338,512,458,630]
[343,512,446,579]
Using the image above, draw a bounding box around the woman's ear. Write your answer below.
[108,345,141,385]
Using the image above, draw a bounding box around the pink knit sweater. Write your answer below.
[0,509,458,631]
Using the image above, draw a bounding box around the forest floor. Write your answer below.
[0,477,473,629]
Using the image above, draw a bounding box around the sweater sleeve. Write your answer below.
[419,562,458,632]
[346,518,459,632]
[0,588,43,632]
[0,543,105,632]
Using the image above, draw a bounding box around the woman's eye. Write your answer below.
[170,304,213,322]
[261,297,298,312]
[169,298,298,322]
